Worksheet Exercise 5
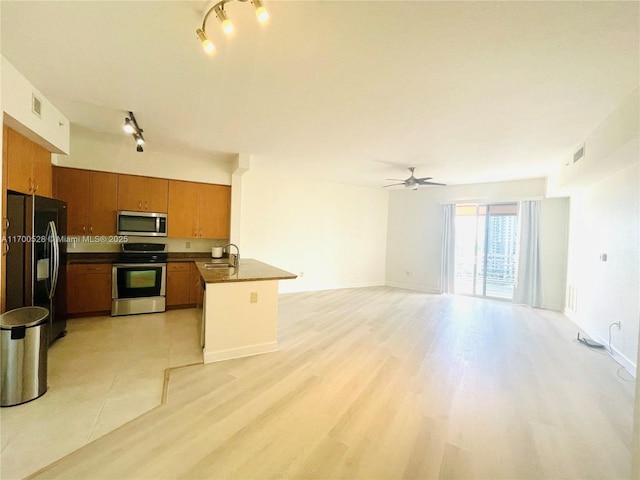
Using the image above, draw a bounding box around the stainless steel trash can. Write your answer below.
[0,306,49,407]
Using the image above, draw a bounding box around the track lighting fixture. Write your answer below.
[196,0,269,55]
[123,111,145,152]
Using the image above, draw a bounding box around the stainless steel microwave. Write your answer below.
[117,211,168,237]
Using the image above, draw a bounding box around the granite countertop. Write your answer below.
[196,259,297,284]
[66,252,220,264]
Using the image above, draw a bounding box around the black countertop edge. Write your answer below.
[67,252,224,264]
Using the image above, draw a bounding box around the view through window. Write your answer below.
[454,203,519,299]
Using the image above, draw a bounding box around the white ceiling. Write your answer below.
[1,1,638,187]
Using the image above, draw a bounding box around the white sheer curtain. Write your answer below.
[440,204,456,294]
[513,200,543,307]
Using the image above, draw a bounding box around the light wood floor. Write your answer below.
[31,287,636,479]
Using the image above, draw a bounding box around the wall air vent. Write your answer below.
[573,144,585,163]
[32,94,42,118]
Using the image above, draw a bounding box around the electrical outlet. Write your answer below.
[186,241,191,249]
[250,292,258,303]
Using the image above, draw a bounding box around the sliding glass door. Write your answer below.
[454,203,518,299]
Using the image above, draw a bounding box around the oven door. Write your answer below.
[112,263,166,316]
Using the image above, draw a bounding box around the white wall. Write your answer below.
[539,197,570,311]
[54,125,234,185]
[565,162,639,371]
[385,177,569,309]
[547,88,639,197]
[239,160,388,293]
[1,56,69,154]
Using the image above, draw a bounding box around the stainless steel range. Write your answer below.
[111,243,167,316]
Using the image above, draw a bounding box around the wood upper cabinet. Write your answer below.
[168,180,230,239]
[53,167,118,235]
[118,174,168,213]
[5,126,52,197]
[67,263,112,314]
[199,183,231,239]
[167,180,199,238]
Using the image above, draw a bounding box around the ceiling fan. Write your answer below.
[383,167,446,190]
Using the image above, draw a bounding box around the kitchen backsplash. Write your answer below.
[67,237,228,253]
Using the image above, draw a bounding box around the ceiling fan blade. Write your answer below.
[383,183,406,188]
[386,178,407,182]
[415,177,433,182]
[419,181,447,186]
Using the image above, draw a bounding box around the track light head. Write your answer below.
[214,4,234,34]
[196,28,215,54]
[123,118,135,134]
[136,145,144,153]
[252,0,269,22]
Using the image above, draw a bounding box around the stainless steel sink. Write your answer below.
[203,262,233,269]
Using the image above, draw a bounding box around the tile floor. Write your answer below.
[0,308,203,480]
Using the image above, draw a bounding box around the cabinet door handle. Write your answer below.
[3,241,9,256]
[89,225,93,234]
[4,217,9,231]
[82,225,86,233]
[138,200,142,209]
[144,201,148,210]
[34,181,39,192]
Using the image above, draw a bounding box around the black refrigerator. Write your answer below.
[6,192,67,345]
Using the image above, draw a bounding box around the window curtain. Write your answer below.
[440,204,456,294]
[512,200,543,307]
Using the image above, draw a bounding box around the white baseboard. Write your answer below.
[203,341,279,364]
[279,281,385,294]
[384,281,441,294]
[563,309,637,377]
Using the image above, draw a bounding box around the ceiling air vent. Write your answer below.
[573,144,585,163]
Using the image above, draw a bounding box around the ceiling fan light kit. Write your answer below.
[383,167,446,190]
[197,0,269,55]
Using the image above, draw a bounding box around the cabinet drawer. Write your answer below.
[73,263,112,274]
[167,262,190,272]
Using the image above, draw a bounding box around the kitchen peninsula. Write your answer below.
[196,259,297,363]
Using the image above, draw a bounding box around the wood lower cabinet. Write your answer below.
[53,167,118,236]
[168,180,230,239]
[67,263,112,314]
[118,174,168,213]
[190,262,203,307]
[166,262,191,306]
[167,262,204,307]
[5,126,52,197]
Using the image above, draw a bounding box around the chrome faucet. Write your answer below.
[223,243,240,268]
